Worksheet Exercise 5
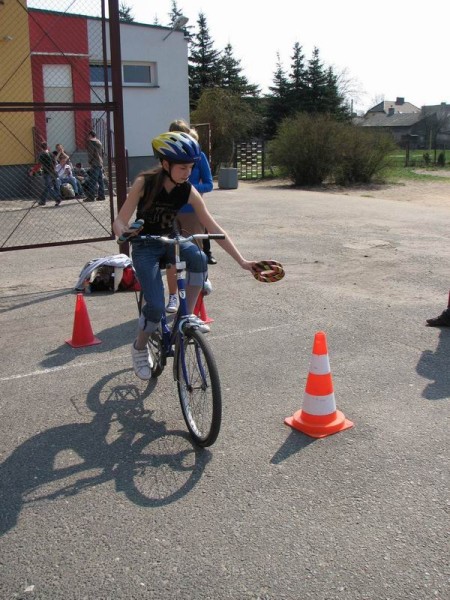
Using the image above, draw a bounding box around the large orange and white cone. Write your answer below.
[284,331,353,438]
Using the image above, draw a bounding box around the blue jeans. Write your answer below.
[86,165,105,199]
[61,175,83,195]
[132,239,208,333]
[40,174,61,203]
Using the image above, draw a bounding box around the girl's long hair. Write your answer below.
[138,164,165,212]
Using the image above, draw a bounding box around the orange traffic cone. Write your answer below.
[194,292,214,324]
[284,331,353,438]
[66,293,102,348]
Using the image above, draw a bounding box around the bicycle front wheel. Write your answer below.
[175,329,222,447]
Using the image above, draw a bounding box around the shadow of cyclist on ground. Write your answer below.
[0,368,210,535]
[416,329,450,400]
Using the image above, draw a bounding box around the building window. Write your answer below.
[123,64,153,86]
[90,63,156,87]
[89,64,112,85]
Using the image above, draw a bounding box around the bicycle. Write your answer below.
[120,224,225,447]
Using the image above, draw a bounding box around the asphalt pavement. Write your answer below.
[1,181,449,599]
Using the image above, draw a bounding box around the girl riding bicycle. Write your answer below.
[113,131,256,381]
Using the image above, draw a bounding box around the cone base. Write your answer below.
[194,296,214,324]
[66,336,102,348]
[285,409,353,438]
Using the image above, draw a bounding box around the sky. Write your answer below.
[127,0,449,113]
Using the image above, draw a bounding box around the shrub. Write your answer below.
[437,151,446,167]
[268,113,396,186]
[334,128,396,185]
[268,113,342,186]
[423,152,431,165]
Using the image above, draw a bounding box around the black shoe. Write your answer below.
[83,197,95,202]
[426,309,450,327]
[96,196,106,201]
[38,200,46,206]
[206,255,217,265]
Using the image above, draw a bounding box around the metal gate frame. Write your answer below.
[0,0,127,252]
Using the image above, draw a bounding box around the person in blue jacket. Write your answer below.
[165,121,215,313]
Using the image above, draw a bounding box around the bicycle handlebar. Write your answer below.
[117,220,226,244]
[133,233,226,245]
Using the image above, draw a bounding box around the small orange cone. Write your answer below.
[284,331,353,438]
[66,293,102,348]
[194,292,214,324]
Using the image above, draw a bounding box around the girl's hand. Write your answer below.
[116,219,144,243]
[240,260,257,272]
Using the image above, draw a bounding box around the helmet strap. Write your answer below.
[162,161,180,186]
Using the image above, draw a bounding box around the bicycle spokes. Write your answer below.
[176,330,221,447]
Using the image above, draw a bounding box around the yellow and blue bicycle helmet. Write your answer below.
[152,131,201,164]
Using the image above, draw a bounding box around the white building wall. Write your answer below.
[87,19,190,161]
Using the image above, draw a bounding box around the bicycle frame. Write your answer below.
[135,231,223,359]
[132,229,224,446]
[160,235,190,359]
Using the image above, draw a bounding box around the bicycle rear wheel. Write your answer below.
[175,329,222,447]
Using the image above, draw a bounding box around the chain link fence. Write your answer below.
[0,0,119,251]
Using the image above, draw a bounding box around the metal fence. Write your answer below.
[235,140,265,180]
[0,0,124,251]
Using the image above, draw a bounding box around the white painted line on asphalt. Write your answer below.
[0,354,129,382]
[0,324,291,382]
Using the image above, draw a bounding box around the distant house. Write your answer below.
[355,97,450,148]
[365,97,420,116]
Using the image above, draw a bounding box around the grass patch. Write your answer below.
[261,149,450,185]
[384,165,450,183]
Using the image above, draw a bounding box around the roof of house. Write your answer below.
[359,113,423,127]
[367,99,420,115]
[421,103,450,116]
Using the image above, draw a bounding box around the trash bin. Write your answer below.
[218,167,238,189]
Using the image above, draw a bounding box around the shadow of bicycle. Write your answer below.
[0,368,211,535]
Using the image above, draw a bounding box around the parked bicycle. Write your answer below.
[120,224,225,447]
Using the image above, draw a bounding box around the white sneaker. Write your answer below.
[186,315,210,333]
[131,342,153,380]
[166,294,178,313]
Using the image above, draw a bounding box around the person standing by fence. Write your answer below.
[37,141,62,207]
[84,130,105,202]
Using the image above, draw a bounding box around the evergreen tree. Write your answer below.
[303,47,329,113]
[219,43,260,97]
[119,2,134,23]
[168,0,183,25]
[265,54,291,138]
[189,12,222,109]
[287,42,307,114]
[323,67,350,120]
